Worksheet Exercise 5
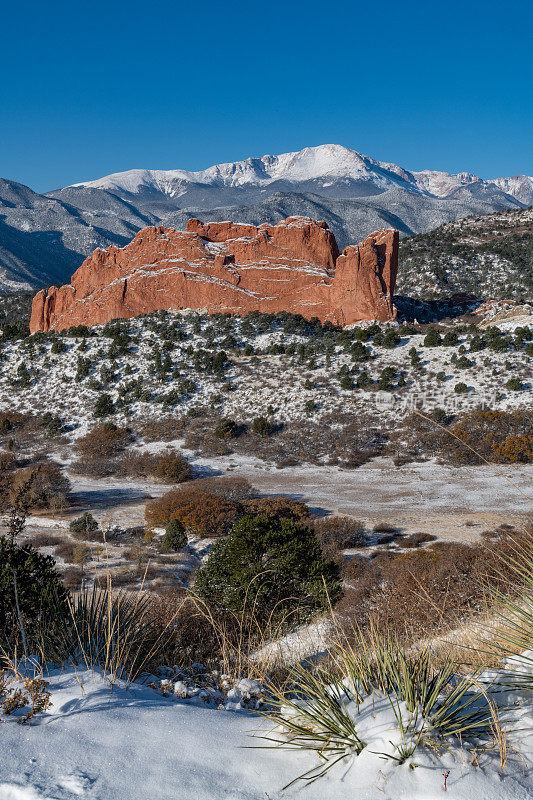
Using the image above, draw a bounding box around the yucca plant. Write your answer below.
[53,584,168,684]
[258,663,366,787]
[483,525,533,690]
[339,632,493,739]
[258,629,494,787]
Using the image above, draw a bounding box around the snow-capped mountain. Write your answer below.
[0,144,531,294]
[70,144,533,205]
[488,175,533,206]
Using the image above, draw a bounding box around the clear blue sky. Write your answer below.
[2,0,532,193]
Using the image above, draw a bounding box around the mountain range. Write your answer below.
[1,144,532,294]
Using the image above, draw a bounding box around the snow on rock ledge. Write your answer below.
[29,217,398,332]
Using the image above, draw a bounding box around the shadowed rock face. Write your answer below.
[29,216,398,332]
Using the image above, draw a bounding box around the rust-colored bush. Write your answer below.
[338,533,519,642]
[119,450,192,484]
[75,424,131,459]
[7,462,70,511]
[449,411,533,464]
[391,410,533,465]
[491,434,533,463]
[243,496,311,521]
[72,423,131,476]
[146,487,240,537]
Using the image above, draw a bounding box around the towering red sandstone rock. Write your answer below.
[30,217,398,332]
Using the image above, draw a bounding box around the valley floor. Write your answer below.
[30,454,531,542]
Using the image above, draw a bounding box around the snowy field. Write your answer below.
[1,664,533,800]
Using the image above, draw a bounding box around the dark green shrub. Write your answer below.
[423,327,442,347]
[0,536,68,653]
[94,393,114,418]
[454,382,468,394]
[51,338,67,354]
[340,375,354,390]
[489,336,510,352]
[431,408,448,424]
[69,512,98,535]
[456,355,474,369]
[409,347,421,366]
[469,335,486,352]
[41,412,63,437]
[252,416,271,437]
[76,356,91,381]
[378,367,395,391]
[506,377,523,391]
[214,418,237,440]
[382,329,400,348]
[357,370,371,388]
[66,325,91,338]
[442,331,459,346]
[194,515,341,627]
[162,519,187,551]
[16,363,32,387]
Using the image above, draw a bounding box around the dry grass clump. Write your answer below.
[31,531,63,548]
[392,410,533,465]
[0,460,70,513]
[71,423,132,477]
[61,566,84,590]
[118,449,192,484]
[54,540,75,563]
[313,516,366,549]
[373,521,400,534]
[338,532,518,643]
[401,532,437,548]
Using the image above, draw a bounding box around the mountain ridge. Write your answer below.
[67,144,533,204]
[0,144,531,295]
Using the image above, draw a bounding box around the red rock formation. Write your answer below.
[30,217,398,332]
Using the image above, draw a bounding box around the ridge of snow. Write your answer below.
[69,144,531,204]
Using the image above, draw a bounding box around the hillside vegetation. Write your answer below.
[398,206,533,299]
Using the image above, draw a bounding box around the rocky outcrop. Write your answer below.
[30,217,398,332]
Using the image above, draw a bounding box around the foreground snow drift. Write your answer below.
[1,666,533,800]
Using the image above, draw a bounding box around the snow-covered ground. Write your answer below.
[1,311,530,434]
[1,664,533,800]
